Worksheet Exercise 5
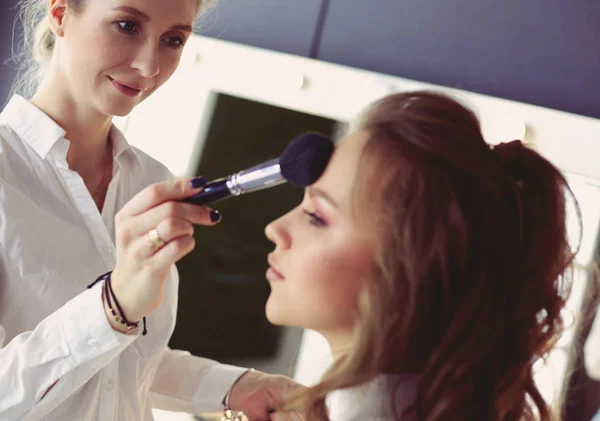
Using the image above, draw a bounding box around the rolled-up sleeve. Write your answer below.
[0,282,137,420]
[149,347,248,413]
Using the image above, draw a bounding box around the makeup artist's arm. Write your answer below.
[0,275,137,421]
[148,346,246,413]
[145,265,245,413]
[149,346,305,418]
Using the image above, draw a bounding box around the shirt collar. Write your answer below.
[1,95,140,166]
[1,95,66,160]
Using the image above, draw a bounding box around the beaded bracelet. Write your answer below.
[88,271,147,336]
[103,274,140,333]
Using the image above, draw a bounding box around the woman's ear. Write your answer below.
[48,0,68,37]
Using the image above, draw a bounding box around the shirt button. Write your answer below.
[87,337,98,348]
[106,379,114,392]
[103,245,114,254]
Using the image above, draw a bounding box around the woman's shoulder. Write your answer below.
[0,123,10,153]
[0,121,25,167]
[0,113,18,145]
[327,374,418,421]
[0,125,8,171]
[0,95,67,167]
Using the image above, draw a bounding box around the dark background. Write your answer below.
[170,92,340,362]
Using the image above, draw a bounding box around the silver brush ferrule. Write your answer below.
[226,158,285,195]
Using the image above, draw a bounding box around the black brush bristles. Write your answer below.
[280,132,334,187]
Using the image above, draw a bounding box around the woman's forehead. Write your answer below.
[102,0,198,23]
[314,131,370,207]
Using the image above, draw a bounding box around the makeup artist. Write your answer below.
[0,0,302,420]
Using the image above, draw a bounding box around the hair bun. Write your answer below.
[493,140,525,182]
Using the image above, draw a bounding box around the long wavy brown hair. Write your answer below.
[282,91,581,421]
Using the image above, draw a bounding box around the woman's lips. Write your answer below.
[266,255,285,281]
[109,77,142,97]
[266,266,285,282]
[265,258,284,282]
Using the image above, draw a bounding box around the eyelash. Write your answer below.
[114,21,186,49]
[115,20,139,35]
[304,210,326,227]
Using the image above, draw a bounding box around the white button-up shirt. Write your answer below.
[0,95,246,421]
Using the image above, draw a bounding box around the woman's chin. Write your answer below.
[265,297,290,327]
[103,101,135,118]
[264,298,279,325]
[100,91,143,117]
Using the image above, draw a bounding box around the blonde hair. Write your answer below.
[283,91,580,421]
[9,0,217,99]
[11,0,62,98]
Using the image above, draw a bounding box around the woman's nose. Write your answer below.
[265,214,291,249]
[131,41,160,78]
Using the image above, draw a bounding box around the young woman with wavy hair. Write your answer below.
[264,90,580,421]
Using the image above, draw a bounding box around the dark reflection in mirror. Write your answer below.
[170,92,344,364]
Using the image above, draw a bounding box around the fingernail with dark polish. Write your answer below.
[190,176,207,189]
[210,209,222,223]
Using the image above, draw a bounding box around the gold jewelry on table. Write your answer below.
[146,228,166,251]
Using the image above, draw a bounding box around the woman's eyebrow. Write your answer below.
[111,6,150,21]
[307,187,339,210]
[111,6,193,32]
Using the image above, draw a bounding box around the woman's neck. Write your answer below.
[31,75,113,175]
[323,330,354,361]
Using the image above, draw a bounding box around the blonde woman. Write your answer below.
[265,91,580,420]
[0,0,303,420]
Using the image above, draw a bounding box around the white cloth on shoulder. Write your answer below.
[326,374,418,421]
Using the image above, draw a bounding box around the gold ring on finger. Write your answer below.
[147,228,166,252]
